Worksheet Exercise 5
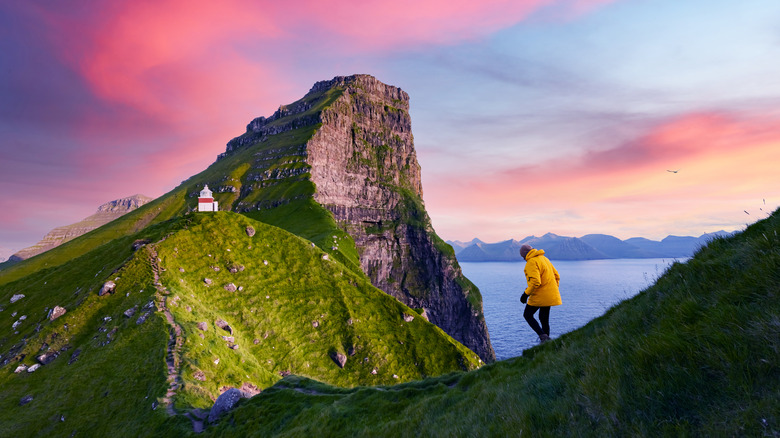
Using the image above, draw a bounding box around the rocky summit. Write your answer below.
[221,74,494,361]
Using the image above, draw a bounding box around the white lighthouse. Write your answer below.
[198,185,219,212]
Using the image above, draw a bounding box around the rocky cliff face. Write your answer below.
[11,194,153,261]
[225,75,495,361]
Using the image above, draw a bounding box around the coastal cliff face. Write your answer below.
[224,75,495,361]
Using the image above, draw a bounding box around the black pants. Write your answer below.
[523,304,550,337]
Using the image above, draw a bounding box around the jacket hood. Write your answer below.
[525,248,545,260]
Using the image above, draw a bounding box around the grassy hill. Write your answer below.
[0,212,480,437]
[0,86,354,288]
[199,208,780,437]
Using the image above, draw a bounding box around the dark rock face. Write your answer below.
[306,76,494,361]
[222,75,494,362]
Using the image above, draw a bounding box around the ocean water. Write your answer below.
[461,258,685,360]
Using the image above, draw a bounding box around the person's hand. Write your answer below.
[520,293,528,304]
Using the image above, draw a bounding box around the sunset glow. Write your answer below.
[1,0,778,251]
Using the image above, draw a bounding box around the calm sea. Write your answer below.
[461,258,685,360]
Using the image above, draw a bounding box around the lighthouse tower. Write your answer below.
[198,185,219,212]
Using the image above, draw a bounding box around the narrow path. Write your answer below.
[148,244,204,432]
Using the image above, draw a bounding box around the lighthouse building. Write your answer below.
[198,185,219,212]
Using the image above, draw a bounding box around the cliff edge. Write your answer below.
[225,75,495,361]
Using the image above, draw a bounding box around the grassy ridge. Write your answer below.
[0,87,349,289]
[0,212,481,437]
[204,209,780,437]
[156,212,481,411]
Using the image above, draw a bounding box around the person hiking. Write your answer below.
[519,244,562,343]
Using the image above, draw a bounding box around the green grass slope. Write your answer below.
[202,208,780,437]
[0,212,480,437]
[0,85,355,288]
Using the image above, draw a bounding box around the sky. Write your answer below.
[2,0,779,252]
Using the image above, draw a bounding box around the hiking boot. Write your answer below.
[539,334,550,343]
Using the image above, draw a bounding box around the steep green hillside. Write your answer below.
[202,209,780,437]
[0,212,480,436]
[0,86,352,287]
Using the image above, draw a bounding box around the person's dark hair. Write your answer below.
[520,244,533,259]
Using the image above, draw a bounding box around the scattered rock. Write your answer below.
[143,300,154,310]
[208,388,244,424]
[211,266,220,272]
[37,351,59,365]
[245,226,255,237]
[14,364,27,373]
[179,267,185,273]
[194,370,206,381]
[312,320,319,328]
[12,316,27,329]
[136,311,151,325]
[19,395,33,406]
[253,338,260,345]
[237,286,244,292]
[214,358,220,365]
[371,368,378,375]
[230,344,239,350]
[322,254,329,261]
[330,351,347,368]
[203,278,213,286]
[240,382,261,397]
[27,364,41,373]
[224,283,237,292]
[132,239,150,250]
[98,281,116,296]
[419,308,429,321]
[68,349,81,365]
[185,305,192,312]
[196,322,208,331]
[393,374,399,379]
[278,370,291,377]
[123,306,138,318]
[10,294,25,303]
[263,260,269,266]
[403,313,414,322]
[215,319,233,334]
[221,336,235,343]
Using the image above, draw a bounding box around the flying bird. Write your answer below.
[744,210,750,215]
[667,169,680,173]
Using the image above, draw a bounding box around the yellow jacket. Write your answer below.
[523,249,562,307]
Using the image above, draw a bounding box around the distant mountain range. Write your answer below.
[3,194,152,265]
[448,231,734,261]
[0,246,13,263]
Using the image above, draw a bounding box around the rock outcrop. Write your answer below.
[10,194,153,261]
[224,75,494,361]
